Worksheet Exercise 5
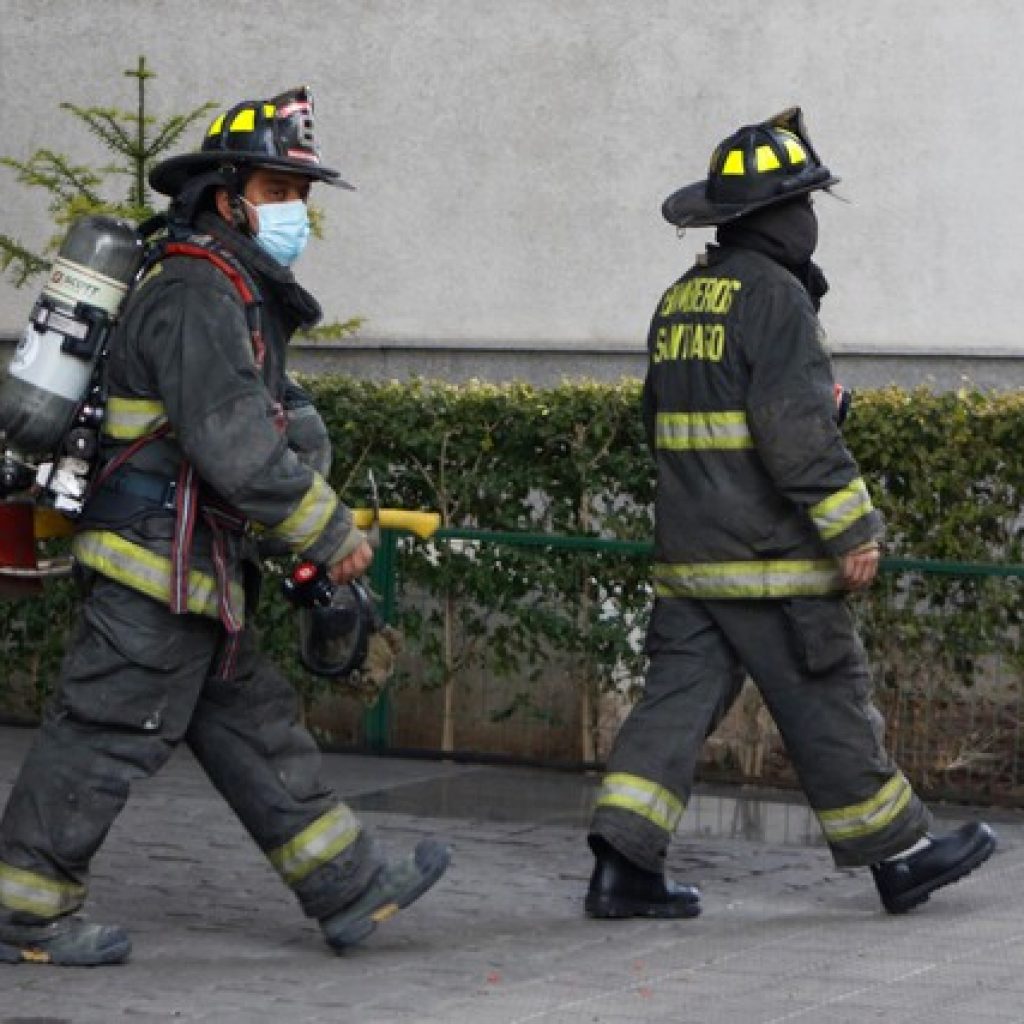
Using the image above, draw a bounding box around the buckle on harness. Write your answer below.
[161,479,177,511]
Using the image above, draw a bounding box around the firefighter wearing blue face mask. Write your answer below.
[0,87,451,967]
[244,193,312,266]
[155,86,331,267]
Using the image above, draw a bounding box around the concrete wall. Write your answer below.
[1,0,1022,377]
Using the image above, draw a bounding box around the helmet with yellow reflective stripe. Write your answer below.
[149,86,353,197]
[662,107,839,229]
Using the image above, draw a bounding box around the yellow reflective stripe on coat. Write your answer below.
[72,530,243,621]
[810,478,874,541]
[266,472,338,551]
[594,772,684,833]
[268,805,361,885]
[654,559,842,599]
[655,411,753,451]
[102,396,169,441]
[0,861,85,919]
[817,773,913,843]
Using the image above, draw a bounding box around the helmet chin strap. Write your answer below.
[229,194,251,235]
[237,194,264,238]
[231,194,256,236]
[219,163,255,236]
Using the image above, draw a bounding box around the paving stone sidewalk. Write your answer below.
[1,724,1022,1024]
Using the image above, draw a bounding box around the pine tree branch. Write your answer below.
[296,317,367,342]
[59,104,134,157]
[0,234,50,287]
[2,150,103,208]
[96,110,142,158]
[144,104,218,159]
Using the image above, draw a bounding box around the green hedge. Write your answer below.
[2,380,1022,730]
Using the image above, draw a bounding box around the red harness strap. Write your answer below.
[161,241,270,675]
[98,238,279,677]
[162,241,266,369]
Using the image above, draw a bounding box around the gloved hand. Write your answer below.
[345,625,403,705]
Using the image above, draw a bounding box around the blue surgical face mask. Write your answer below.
[246,199,310,266]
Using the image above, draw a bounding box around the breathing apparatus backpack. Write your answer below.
[0,216,146,506]
[0,213,408,690]
[0,215,149,595]
[0,212,264,594]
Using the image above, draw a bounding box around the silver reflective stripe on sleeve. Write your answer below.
[268,805,362,886]
[817,773,914,843]
[266,472,339,552]
[810,477,875,541]
[655,411,753,450]
[102,396,169,441]
[0,861,86,919]
[594,772,684,833]
[654,559,842,599]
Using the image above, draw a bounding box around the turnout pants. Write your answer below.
[590,595,932,872]
[0,573,378,923]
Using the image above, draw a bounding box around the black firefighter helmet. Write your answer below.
[149,85,353,197]
[662,107,839,229]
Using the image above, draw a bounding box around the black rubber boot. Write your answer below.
[871,821,997,914]
[0,913,131,966]
[585,836,701,919]
[320,838,451,952]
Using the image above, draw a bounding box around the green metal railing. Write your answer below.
[362,524,401,748]
[352,526,1024,805]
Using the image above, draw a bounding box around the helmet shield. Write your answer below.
[150,86,353,197]
[662,107,840,229]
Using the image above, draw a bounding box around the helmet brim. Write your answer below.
[149,151,354,197]
[662,171,841,229]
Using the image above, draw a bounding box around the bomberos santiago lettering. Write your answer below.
[652,275,741,364]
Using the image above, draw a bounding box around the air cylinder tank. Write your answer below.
[0,215,144,455]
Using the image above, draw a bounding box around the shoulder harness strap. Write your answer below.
[85,235,262,662]
[160,239,266,369]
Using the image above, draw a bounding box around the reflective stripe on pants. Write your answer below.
[0,574,376,921]
[590,596,930,871]
[0,861,85,919]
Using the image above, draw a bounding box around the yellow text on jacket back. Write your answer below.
[652,276,741,365]
[659,276,742,316]
[652,321,725,363]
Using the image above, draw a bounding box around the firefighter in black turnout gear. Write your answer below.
[0,87,449,966]
[586,109,996,921]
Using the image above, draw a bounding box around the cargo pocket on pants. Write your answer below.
[57,578,212,736]
[782,597,856,677]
